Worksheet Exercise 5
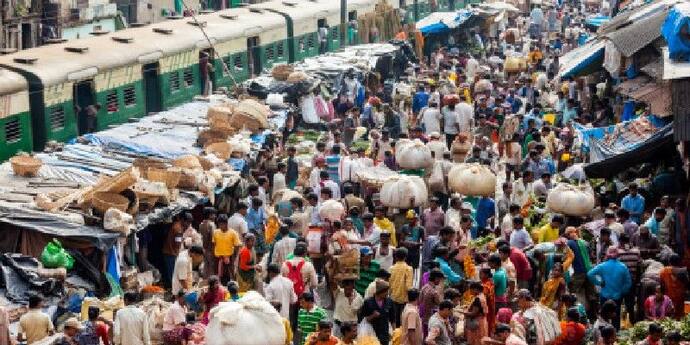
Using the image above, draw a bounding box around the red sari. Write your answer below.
[659,266,687,319]
[201,287,226,324]
[481,278,496,335]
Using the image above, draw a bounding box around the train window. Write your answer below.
[298,37,305,52]
[232,55,243,71]
[106,90,118,113]
[266,46,275,61]
[331,26,339,39]
[307,34,315,49]
[123,85,136,107]
[49,105,65,130]
[169,73,181,92]
[183,67,194,88]
[4,118,21,143]
[276,42,284,58]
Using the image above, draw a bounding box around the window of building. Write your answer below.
[233,54,243,71]
[266,45,275,61]
[276,42,284,58]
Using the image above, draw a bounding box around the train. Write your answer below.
[0,0,477,161]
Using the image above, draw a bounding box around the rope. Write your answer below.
[179,0,238,88]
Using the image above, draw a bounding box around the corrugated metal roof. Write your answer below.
[604,10,667,57]
[598,0,680,34]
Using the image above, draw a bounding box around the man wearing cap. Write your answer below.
[355,246,381,297]
[587,246,632,329]
[58,318,83,345]
[399,210,424,272]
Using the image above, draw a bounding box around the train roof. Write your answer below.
[251,0,342,35]
[0,7,285,86]
[0,68,28,94]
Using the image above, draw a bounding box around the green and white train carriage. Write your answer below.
[0,70,32,161]
[346,0,378,45]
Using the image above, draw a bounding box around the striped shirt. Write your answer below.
[617,246,641,279]
[356,260,380,297]
[325,154,341,183]
[297,306,328,345]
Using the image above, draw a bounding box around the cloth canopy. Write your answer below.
[416,10,473,35]
[558,39,605,78]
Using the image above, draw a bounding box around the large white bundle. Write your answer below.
[319,199,345,221]
[340,157,373,182]
[396,139,433,169]
[206,291,286,345]
[380,175,428,208]
[546,183,595,216]
[228,135,252,155]
[448,163,496,196]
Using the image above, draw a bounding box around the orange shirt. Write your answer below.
[304,333,339,345]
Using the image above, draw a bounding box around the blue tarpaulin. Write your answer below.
[661,2,690,62]
[558,39,605,78]
[585,15,611,27]
[416,10,473,35]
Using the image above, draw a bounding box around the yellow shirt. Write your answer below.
[18,310,54,344]
[212,228,241,257]
[388,261,413,304]
[537,224,559,243]
[374,217,397,246]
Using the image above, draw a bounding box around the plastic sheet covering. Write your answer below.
[0,203,119,251]
[416,10,473,34]
[0,253,63,303]
[573,115,669,157]
[583,124,675,178]
[662,2,690,62]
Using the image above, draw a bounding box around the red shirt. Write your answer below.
[554,321,586,345]
[510,247,533,281]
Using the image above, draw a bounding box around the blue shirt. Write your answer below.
[246,207,266,231]
[621,194,645,224]
[475,197,495,233]
[412,91,429,114]
[587,259,632,300]
[434,257,462,285]
[644,217,661,237]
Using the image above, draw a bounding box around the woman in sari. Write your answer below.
[201,276,226,324]
[540,263,566,310]
[237,233,261,293]
[479,268,496,336]
[464,281,489,345]
[659,253,689,319]
[644,284,675,320]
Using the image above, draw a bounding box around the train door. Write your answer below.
[142,62,162,115]
[347,11,358,45]
[247,36,260,77]
[199,48,214,96]
[73,80,96,135]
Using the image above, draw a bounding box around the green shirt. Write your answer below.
[355,260,380,296]
[493,267,508,297]
[297,306,328,345]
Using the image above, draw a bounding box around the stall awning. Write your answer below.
[583,124,674,178]
[663,47,690,80]
[605,10,667,57]
[416,10,473,35]
[558,39,606,78]
[585,15,611,28]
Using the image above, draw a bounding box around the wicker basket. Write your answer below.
[99,167,140,193]
[197,129,231,147]
[204,142,232,160]
[92,192,129,214]
[146,168,181,189]
[133,158,167,178]
[177,170,199,190]
[286,71,309,83]
[197,156,213,170]
[172,155,202,170]
[10,155,43,177]
[271,64,294,81]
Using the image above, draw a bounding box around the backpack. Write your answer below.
[75,321,100,345]
[285,260,306,297]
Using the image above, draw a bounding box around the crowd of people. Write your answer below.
[4,0,689,344]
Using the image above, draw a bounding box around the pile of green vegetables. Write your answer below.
[350,139,370,152]
[469,234,495,249]
[618,317,690,345]
[287,130,323,144]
